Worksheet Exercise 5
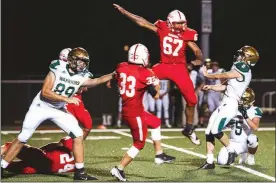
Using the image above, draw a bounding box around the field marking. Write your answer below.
[85,136,121,140]
[113,130,276,182]
[1,127,275,135]
[30,138,52,140]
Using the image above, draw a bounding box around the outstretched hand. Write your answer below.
[202,85,212,91]
[67,97,81,106]
[113,4,126,14]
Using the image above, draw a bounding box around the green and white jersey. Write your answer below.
[225,62,252,101]
[36,60,93,109]
[230,106,262,143]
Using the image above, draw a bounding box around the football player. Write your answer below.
[110,44,175,182]
[58,48,93,139]
[217,88,261,166]
[113,4,202,145]
[156,80,171,128]
[199,46,259,169]
[1,137,75,174]
[1,47,115,180]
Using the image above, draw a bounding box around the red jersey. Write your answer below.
[45,136,75,173]
[116,62,158,117]
[154,20,198,64]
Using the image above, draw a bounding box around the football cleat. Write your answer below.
[73,168,98,181]
[198,162,215,169]
[226,152,237,165]
[155,153,176,164]
[111,166,126,182]
[182,128,200,145]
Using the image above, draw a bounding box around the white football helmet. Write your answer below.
[128,43,149,67]
[167,10,187,32]
[59,48,72,62]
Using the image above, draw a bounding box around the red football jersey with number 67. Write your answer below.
[154,20,198,64]
[116,62,159,117]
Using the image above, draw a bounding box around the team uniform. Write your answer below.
[66,90,93,130]
[217,106,262,165]
[156,80,170,120]
[116,62,161,150]
[152,20,198,107]
[182,70,199,126]
[205,62,252,135]
[205,68,225,112]
[4,137,75,174]
[17,60,93,143]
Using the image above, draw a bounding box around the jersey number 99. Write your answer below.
[54,83,75,97]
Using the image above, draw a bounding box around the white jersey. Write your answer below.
[230,106,263,143]
[34,60,93,109]
[159,80,169,95]
[224,62,252,101]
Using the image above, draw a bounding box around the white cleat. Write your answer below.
[238,153,247,164]
[111,166,127,182]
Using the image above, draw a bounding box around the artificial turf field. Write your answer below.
[1,128,275,182]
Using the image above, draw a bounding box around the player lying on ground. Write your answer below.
[199,46,259,169]
[113,4,202,145]
[1,137,75,174]
[1,47,115,180]
[217,88,261,166]
[110,43,175,182]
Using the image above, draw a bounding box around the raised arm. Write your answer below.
[187,41,203,66]
[202,65,241,79]
[82,72,116,88]
[113,4,157,33]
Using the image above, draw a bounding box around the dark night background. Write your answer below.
[1,0,275,126]
[2,0,274,79]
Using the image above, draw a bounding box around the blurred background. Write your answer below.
[1,0,275,129]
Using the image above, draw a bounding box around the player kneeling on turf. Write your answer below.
[217,88,261,166]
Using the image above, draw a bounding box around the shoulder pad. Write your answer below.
[234,62,250,73]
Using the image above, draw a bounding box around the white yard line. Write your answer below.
[112,130,276,182]
[1,127,275,135]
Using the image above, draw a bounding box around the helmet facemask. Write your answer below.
[239,88,255,109]
[69,56,89,73]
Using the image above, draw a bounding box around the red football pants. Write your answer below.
[123,111,161,150]
[152,63,197,106]
[66,97,93,129]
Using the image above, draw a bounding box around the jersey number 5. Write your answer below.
[163,36,183,56]
[119,73,136,97]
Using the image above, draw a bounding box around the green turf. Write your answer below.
[1,130,275,182]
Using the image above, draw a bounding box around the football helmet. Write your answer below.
[239,87,255,108]
[67,47,90,73]
[167,10,187,32]
[128,43,149,67]
[233,46,259,66]
[59,48,72,62]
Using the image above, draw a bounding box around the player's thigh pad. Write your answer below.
[52,109,83,138]
[18,105,49,143]
[144,111,161,129]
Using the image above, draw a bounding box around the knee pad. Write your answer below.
[217,147,228,165]
[247,134,259,148]
[126,146,140,159]
[214,132,224,140]
[133,140,146,150]
[206,134,215,142]
[151,127,161,141]
[18,128,35,143]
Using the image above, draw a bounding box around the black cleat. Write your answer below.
[155,153,176,164]
[227,152,237,165]
[110,166,126,182]
[182,128,201,145]
[1,167,4,178]
[73,168,98,181]
[198,162,215,169]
